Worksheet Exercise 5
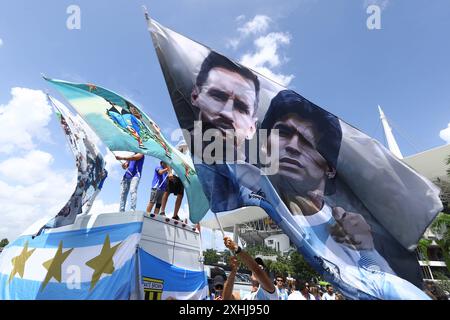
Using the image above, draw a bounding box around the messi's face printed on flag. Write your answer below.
[148,17,442,300]
[191,52,259,148]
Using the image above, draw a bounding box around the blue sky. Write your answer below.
[0,0,449,247]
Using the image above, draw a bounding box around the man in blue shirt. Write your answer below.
[116,153,145,212]
[146,161,169,214]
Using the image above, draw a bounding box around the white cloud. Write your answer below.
[227,15,272,50]
[236,15,246,23]
[0,88,126,242]
[249,66,294,88]
[240,32,294,86]
[0,88,53,154]
[88,199,120,215]
[225,15,294,87]
[0,163,75,242]
[241,32,291,68]
[0,87,77,242]
[0,38,3,47]
[0,150,56,185]
[226,38,241,50]
[238,15,272,37]
[439,123,450,144]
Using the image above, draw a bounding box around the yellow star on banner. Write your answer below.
[41,241,74,291]
[9,241,35,283]
[85,234,121,290]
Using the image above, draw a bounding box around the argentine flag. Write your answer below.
[0,212,143,300]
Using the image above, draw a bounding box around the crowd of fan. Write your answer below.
[207,237,346,300]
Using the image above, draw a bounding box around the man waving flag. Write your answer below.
[45,77,209,224]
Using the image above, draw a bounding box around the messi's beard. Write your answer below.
[196,116,247,163]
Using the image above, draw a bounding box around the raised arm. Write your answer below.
[224,237,275,294]
[116,153,144,162]
[158,167,170,175]
[223,256,239,300]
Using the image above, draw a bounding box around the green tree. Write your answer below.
[221,250,232,265]
[0,238,9,248]
[417,238,432,261]
[433,272,450,295]
[204,249,219,265]
[240,244,321,281]
[447,155,450,177]
[429,213,450,272]
[289,251,320,282]
[245,244,277,257]
[429,155,450,271]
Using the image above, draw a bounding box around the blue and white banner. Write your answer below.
[139,248,208,300]
[44,95,107,229]
[147,15,442,300]
[0,213,143,300]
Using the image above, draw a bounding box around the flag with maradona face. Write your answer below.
[0,213,143,300]
[44,77,209,224]
[146,13,442,300]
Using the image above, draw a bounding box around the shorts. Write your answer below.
[149,188,165,204]
[167,176,184,196]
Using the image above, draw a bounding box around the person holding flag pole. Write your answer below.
[115,152,145,212]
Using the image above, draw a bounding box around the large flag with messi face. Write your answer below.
[0,213,143,300]
[146,14,443,300]
[44,78,209,224]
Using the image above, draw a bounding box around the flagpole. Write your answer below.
[142,5,150,23]
[111,151,127,166]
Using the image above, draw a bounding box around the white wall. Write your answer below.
[264,234,290,253]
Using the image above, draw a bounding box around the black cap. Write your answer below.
[213,275,225,288]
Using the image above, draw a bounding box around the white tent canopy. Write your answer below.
[200,206,268,231]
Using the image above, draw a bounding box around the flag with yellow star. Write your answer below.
[0,212,143,300]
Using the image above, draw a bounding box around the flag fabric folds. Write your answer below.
[43,96,107,229]
[146,14,442,300]
[44,78,209,223]
[0,213,143,300]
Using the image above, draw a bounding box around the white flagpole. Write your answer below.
[213,212,225,239]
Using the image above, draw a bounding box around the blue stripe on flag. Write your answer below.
[139,248,207,293]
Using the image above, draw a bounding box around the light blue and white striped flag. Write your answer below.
[0,213,143,300]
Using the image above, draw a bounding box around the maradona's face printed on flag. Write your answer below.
[191,52,259,149]
[261,90,340,199]
[266,113,330,194]
[262,90,377,252]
